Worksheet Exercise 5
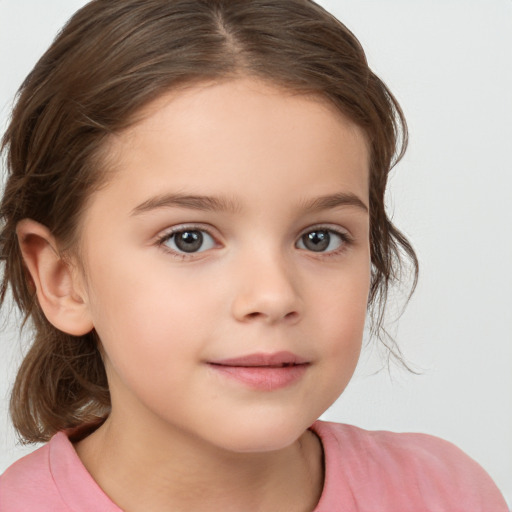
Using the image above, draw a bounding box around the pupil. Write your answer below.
[175,231,203,252]
[304,230,329,252]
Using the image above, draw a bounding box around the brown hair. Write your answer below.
[0,0,417,443]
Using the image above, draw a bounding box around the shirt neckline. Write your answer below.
[50,420,335,511]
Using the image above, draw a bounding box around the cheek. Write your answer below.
[309,258,370,364]
[85,252,230,378]
[322,298,366,363]
[299,272,368,419]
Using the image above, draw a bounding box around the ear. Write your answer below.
[16,219,94,336]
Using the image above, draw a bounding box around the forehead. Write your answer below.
[91,78,370,215]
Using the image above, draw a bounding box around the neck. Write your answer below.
[75,414,324,512]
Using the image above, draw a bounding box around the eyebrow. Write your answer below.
[131,193,242,216]
[299,192,368,213]
[130,191,368,216]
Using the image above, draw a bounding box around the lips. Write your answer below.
[207,351,310,391]
[208,351,309,367]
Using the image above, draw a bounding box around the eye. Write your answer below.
[296,228,349,253]
[161,228,216,254]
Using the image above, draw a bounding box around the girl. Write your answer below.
[0,0,508,510]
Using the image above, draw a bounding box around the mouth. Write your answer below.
[207,351,310,391]
[208,351,309,367]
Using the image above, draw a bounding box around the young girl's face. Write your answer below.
[77,78,370,452]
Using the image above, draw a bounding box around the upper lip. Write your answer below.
[208,351,309,367]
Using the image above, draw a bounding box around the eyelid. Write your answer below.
[295,224,354,255]
[297,223,352,240]
[154,222,354,259]
[156,223,221,259]
[299,222,351,236]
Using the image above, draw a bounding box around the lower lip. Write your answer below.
[208,364,309,391]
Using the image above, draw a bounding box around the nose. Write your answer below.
[230,251,302,325]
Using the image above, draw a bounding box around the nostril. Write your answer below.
[244,310,298,321]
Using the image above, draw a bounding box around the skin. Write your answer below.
[18,78,371,512]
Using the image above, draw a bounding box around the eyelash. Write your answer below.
[156,224,216,261]
[298,227,353,258]
[156,224,354,260]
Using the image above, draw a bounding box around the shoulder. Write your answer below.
[311,420,508,511]
[0,436,68,511]
[315,419,486,476]
[1,431,121,512]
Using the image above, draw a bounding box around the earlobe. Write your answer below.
[16,219,94,336]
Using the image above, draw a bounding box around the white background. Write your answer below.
[1,0,511,506]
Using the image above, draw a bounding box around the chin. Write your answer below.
[209,415,313,454]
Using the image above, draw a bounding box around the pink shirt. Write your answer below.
[0,420,508,511]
